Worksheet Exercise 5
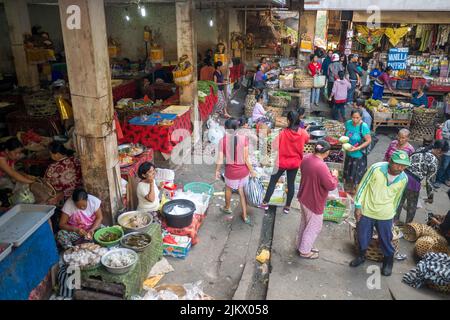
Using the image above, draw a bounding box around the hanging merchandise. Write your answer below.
[437,25,450,47]
[355,25,385,53]
[384,27,410,47]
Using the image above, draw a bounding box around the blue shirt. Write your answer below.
[361,108,372,128]
[345,120,371,159]
[411,92,428,107]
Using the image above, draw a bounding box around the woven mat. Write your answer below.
[81,223,162,299]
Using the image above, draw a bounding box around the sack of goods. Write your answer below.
[244,177,265,207]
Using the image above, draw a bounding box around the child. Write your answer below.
[215,119,257,224]
[329,70,351,122]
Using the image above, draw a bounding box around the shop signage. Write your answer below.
[388,48,409,70]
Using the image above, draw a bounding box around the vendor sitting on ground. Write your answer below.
[252,94,272,127]
[44,142,82,200]
[0,138,36,190]
[137,162,160,212]
[384,128,415,162]
[410,84,428,108]
[57,188,103,250]
[428,189,450,242]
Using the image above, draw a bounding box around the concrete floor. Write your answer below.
[156,89,450,300]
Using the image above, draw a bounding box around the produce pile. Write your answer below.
[103,250,137,268]
[323,120,345,138]
[271,91,291,101]
[63,243,108,269]
[197,81,218,102]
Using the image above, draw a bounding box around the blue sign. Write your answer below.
[388,48,409,71]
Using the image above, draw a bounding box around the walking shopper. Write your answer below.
[260,111,309,214]
[384,129,415,162]
[329,70,351,122]
[214,61,231,118]
[215,118,256,225]
[395,140,448,224]
[343,110,372,194]
[327,53,344,103]
[346,54,363,105]
[350,150,410,276]
[296,141,339,259]
[436,117,450,187]
[308,54,322,107]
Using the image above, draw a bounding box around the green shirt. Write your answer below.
[345,120,371,159]
[355,162,408,220]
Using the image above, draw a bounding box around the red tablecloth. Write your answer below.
[162,213,205,245]
[120,149,154,179]
[199,87,217,122]
[112,80,137,104]
[120,110,192,154]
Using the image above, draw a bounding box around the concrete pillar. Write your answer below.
[58,0,121,225]
[175,0,200,145]
[4,0,39,90]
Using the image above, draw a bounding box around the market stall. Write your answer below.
[197,81,218,122]
[119,105,192,154]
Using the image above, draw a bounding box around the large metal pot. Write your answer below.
[117,211,153,234]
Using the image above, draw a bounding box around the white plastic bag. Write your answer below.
[245,177,265,207]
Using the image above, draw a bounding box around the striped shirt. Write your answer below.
[355,162,408,220]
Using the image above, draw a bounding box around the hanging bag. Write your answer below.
[313,75,326,88]
[244,177,265,207]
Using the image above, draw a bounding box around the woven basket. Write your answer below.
[415,235,449,258]
[403,223,441,242]
[411,108,438,127]
[173,66,193,86]
[245,94,257,118]
[23,91,57,117]
[294,76,313,89]
[427,282,450,295]
[266,105,284,119]
[353,226,401,262]
[268,93,289,108]
[410,125,435,142]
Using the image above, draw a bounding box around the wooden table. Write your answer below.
[372,119,411,132]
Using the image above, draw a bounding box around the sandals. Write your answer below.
[283,207,290,214]
[221,207,233,215]
[299,251,319,259]
[259,203,269,211]
[242,216,252,225]
[311,248,319,253]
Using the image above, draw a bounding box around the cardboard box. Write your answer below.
[163,236,192,259]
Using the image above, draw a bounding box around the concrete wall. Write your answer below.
[195,9,218,58]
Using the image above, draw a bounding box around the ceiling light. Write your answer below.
[140,6,146,17]
[209,18,214,27]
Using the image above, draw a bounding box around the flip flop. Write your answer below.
[311,248,319,253]
[242,216,252,225]
[258,203,269,211]
[221,207,233,215]
[299,251,319,259]
[283,207,290,214]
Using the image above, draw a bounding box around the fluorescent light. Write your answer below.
[209,18,213,27]
[140,6,146,17]
[407,27,412,32]
[125,15,130,21]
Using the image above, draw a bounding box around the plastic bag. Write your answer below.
[183,281,205,300]
[10,183,35,205]
[244,177,265,207]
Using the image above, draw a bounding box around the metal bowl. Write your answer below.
[310,130,327,139]
[101,248,138,274]
[120,232,152,252]
[117,211,153,234]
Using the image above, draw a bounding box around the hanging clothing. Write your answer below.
[437,25,450,47]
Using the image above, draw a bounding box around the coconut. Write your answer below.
[339,136,350,144]
[342,143,353,151]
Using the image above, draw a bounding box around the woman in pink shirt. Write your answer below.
[329,70,351,122]
[384,128,415,161]
[297,141,339,259]
[216,119,256,224]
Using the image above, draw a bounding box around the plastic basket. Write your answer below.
[323,198,347,223]
[183,182,215,197]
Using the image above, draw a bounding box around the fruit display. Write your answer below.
[388,97,399,108]
[271,91,291,101]
[365,98,383,111]
[342,143,353,151]
[339,136,349,144]
[323,120,345,139]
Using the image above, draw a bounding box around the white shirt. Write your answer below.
[137,181,160,212]
[62,195,101,218]
[387,173,399,184]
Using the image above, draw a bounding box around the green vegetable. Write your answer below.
[271,91,292,101]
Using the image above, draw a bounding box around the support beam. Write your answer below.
[58,0,121,225]
[4,0,39,90]
[175,0,200,145]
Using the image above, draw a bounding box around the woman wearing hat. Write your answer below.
[350,150,410,276]
[395,140,449,224]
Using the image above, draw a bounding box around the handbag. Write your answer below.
[313,75,326,88]
[30,178,57,204]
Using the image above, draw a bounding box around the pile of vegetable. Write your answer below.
[197,81,219,102]
[99,231,121,243]
[365,98,383,111]
[271,91,291,101]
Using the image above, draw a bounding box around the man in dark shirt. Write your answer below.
[346,54,363,105]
